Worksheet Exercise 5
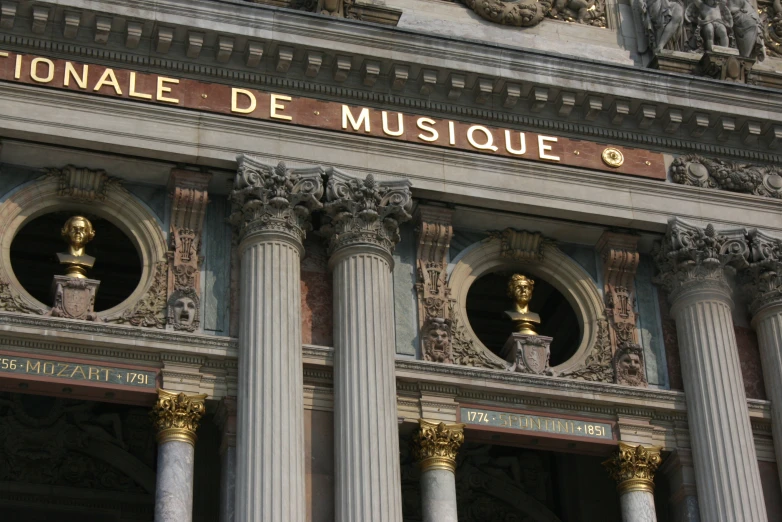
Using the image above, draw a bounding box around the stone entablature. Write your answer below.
[2,0,782,158]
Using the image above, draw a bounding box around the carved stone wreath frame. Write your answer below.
[448,237,605,375]
[0,171,168,320]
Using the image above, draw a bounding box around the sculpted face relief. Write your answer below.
[0,51,666,179]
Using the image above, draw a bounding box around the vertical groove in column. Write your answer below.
[754,310,782,489]
[673,296,767,522]
[236,239,305,522]
[334,253,403,522]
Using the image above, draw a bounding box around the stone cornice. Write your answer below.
[3,0,782,159]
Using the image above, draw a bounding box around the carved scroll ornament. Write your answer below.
[463,0,606,28]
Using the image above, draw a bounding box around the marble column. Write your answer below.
[320,170,412,522]
[412,419,465,522]
[215,397,237,522]
[151,389,207,522]
[603,443,662,522]
[654,219,767,522]
[229,157,324,522]
[741,229,782,489]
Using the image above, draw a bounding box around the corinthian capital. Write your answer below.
[320,169,412,256]
[653,218,749,302]
[229,156,324,245]
[412,419,465,473]
[738,229,782,316]
[151,389,207,446]
[603,442,663,494]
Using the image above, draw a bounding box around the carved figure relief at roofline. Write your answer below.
[633,0,768,59]
[463,0,607,27]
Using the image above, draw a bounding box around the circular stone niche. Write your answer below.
[10,211,142,312]
[465,271,581,366]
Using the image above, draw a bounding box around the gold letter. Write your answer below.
[156,77,179,104]
[416,117,439,142]
[30,57,54,83]
[101,369,111,381]
[43,362,55,375]
[14,54,22,79]
[71,365,87,379]
[26,360,40,373]
[129,72,152,99]
[64,62,88,89]
[93,68,123,95]
[381,111,403,136]
[504,130,527,155]
[231,88,257,114]
[88,367,99,380]
[0,51,7,58]
[270,94,292,121]
[467,125,498,151]
[448,121,456,145]
[538,135,560,161]
[56,363,70,377]
[342,105,370,132]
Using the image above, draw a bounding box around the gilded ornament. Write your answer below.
[150,389,207,446]
[412,419,465,473]
[58,216,96,279]
[601,147,624,168]
[506,274,541,335]
[602,442,663,494]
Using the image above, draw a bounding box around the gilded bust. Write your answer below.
[506,274,541,335]
[57,216,96,279]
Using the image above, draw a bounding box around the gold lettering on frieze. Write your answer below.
[64,62,88,89]
[461,406,614,441]
[270,94,292,121]
[232,88,257,114]
[417,117,438,142]
[94,68,122,95]
[342,105,370,132]
[0,354,156,388]
[129,71,152,100]
[156,77,179,104]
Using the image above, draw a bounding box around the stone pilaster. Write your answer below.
[166,169,211,332]
[230,156,324,522]
[215,397,237,522]
[151,389,207,522]
[740,228,782,489]
[321,169,412,522]
[654,218,767,522]
[603,443,662,522]
[412,419,465,522]
[660,449,701,522]
[414,205,454,363]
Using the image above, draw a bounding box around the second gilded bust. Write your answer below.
[505,273,541,335]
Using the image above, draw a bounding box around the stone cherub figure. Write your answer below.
[685,0,732,52]
[57,216,96,279]
[505,274,541,335]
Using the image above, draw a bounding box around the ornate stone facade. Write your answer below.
[412,419,465,472]
[670,154,782,199]
[150,389,207,446]
[603,443,663,493]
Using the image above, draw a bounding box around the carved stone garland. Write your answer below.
[462,0,606,28]
[670,154,782,199]
[166,170,211,333]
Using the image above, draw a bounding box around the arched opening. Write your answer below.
[10,211,142,311]
[465,271,581,366]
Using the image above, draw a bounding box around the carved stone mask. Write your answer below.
[619,353,642,376]
[428,327,450,351]
[173,297,197,326]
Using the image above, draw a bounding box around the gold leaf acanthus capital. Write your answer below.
[412,419,465,473]
[151,389,207,446]
[602,442,663,494]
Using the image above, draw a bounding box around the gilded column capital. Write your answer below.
[653,218,749,304]
[229,156,324,247]
[738,229,782,317]
[411,419,465,473]
[151,389,207,446]
[320,168,412,258]
[603,442,663,494]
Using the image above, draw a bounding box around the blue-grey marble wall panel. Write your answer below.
[559,243,598,284]
[202,196,232,336]
[394,223,418,356]
[0,164,39,201]
[636,254,669,388]
[125,182,167,225]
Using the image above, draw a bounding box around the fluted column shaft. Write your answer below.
[236,233,305,522]
[752,303,782,488]
[671,288,767,522]
[332,245,403,522]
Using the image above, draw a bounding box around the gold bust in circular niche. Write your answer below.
[57,216,96,279]
[601,147,624,168]
[506,274,541,335]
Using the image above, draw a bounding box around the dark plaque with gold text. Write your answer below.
[460,406,614,441]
